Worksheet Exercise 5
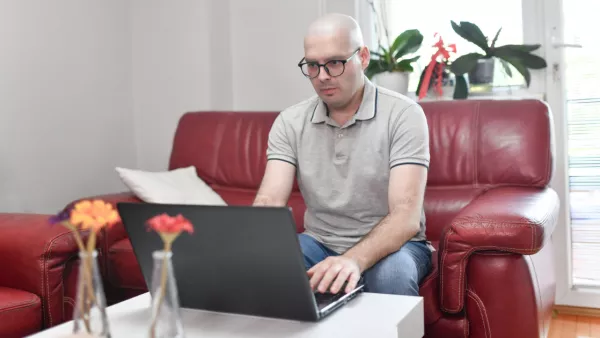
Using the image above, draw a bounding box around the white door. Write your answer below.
[542,0,600,308]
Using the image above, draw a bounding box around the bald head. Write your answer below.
[304,13,364,50]
[301,14,369,112]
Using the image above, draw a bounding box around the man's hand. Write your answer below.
[307,256,362,294]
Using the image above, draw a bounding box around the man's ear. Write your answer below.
[359,46,370,70]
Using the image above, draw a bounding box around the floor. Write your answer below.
[549,314,600,337]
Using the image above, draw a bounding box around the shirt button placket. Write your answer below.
[334,129,347,163]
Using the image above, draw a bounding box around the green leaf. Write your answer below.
[494,44,541,53]
[494,48,547,69]
[415,68,427,95]
[451,20,490,53]
[376,46,392,62]
[502,57,532,86]
[453,74,469,99]
[399,55,420,64]
[519,53,547,69]
[370,51,384,58]
[394,63,414,72]
[499,58,513,77]
[365,59,387,79]
[450,53,485,75]
[391,29,424,60]
[490,28,502,48]
[392,56,420,72]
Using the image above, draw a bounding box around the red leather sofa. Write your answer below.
[0,214,84,338]
[3,99,559,338]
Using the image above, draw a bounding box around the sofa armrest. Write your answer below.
[0,214,85,327]
[438,187,560,314]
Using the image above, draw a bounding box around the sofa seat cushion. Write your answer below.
[0,286,42,338]
[107,239,146,291]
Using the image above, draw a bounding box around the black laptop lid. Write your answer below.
[116,203,320,321]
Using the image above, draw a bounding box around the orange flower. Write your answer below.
[70,200,121,232]
[147,213,194,234]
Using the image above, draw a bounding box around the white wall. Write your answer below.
[0,0,374,213]
[226,0,375,111]
[132,0,375,167]
[227,0,319,111]
[0,0,136,213]
[131,0,212,171]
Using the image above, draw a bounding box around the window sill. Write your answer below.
[407,86,545,102]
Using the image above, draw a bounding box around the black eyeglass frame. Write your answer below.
[297,47,361,79]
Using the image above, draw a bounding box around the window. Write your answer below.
[379,0,525,94]
[563,0,600,287]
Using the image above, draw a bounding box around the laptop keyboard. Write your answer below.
[314,291,344,309]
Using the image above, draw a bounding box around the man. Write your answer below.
[253,13,432,297]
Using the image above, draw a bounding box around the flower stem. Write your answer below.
[64,222,95,333]
[149,241,173,338]
[61,221,85,252]
[83,231,98,330]
[85,233,98,300]
[63,222,98,306]
[77,258,92,333]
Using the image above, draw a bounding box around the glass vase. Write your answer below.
[72,249,111,338]
[149,250,185,338]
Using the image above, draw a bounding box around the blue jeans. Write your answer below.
[298,233,432,296]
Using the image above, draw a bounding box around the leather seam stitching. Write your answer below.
[44,231,73,327]
[444,245,538,313]
[544,105,551,184]
[441,219,538,314]
[440,228,451,312]
[0,297,39,315]
[467,289,491,338]
[61,253,77,321]
[474,101,480,186]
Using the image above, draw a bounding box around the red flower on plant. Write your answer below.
[147,213,194,234]
[418,33,457,100]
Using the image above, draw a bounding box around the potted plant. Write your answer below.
[365,29,424,95]
[448,21,548,99]
[415,33,458,100]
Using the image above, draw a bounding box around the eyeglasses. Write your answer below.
[297,48,360,79]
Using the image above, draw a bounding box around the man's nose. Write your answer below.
[317,66,331,81]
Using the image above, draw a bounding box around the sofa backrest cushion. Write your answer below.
[168,100,554,238]
[169,111,280,190]
[421,99,554,188]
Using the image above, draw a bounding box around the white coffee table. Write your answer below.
[28,292,423,338]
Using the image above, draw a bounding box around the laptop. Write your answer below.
[116,202,365,322]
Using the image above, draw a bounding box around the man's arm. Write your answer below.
[255,112,297,207]
[343,163,427,271]
[253,160,296,207]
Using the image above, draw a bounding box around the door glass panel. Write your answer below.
[562,0,600,287]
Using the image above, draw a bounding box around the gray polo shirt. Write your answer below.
[266,77,430,254]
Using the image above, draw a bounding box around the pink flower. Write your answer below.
[146,213,194,234]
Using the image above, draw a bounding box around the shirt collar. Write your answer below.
[311,76,378,124]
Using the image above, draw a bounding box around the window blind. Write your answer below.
[564,22,600,286]
[567,99,600,287]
